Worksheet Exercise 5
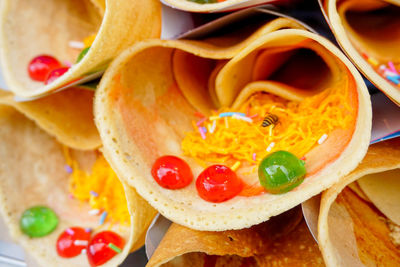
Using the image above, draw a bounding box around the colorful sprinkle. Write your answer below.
[196,117,207,126]
[198,127,206,140]
[266,142,275,152]
[232,114,253,123]
[252,153,257,161]
[367,57,379,67]
[74,240,89,246]
[209,116,220,121]
[88,209,100,216]
[99,211,108,225]
[219,112,246,118]
[85,228,92,233]
[64,165,73,174]
[388,62,398,74]
[231,161,241,171]
[108,243,122,253]
[249,114,258,119]
[63,61,72,67]
[69,41,85,49]
[224,117,229,128]
[386,75,400,85]
[90,191,99,197]
[318,134,328,145]
[208,121,215,133]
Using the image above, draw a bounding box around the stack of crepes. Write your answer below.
[0,0,162,266]
[318,138,400,266]
[320,0,400,105]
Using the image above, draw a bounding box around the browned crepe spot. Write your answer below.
[147,207,324,267]
[336,188,400,266]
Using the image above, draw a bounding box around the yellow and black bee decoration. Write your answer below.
[261,114,279,128]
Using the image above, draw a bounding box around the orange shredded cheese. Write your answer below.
[64,148,130,225]
[181,78,353,168]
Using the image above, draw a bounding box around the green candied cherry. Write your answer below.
[258,151,306,194]
[20,206,59,237]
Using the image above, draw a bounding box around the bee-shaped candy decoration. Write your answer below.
[261,114,279,128]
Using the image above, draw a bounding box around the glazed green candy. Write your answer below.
[76,46,90,63]
[258,151,306,194]
[20,206,58,237]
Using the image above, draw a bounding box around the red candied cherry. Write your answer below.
[28,55,61,81]
[45,67,70,85]
[151,155,193,189]
[56,227,91,258]
[196,165,243,203]
[87,231,125,267]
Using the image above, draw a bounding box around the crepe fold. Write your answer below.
[147,206,324,267]
[0,104,157,266]
[94,17,371,231]
[320,0,400,105]
[0,0,161,98]
[318,139,400,266]
[0,88,100,150]
[161,0,279,13]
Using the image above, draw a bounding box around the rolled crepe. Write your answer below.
[318,138,400,266]
[94,17,371,231]
[320,0,400,105]
[0,105,157,266]
[161,0,282,13]
[0,88,100,150]
[0,0,161,98]
[147,206,324,267]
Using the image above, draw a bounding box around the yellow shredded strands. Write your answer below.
[182,79,353,167]
[64,148,130,225]
[83,34,97,48]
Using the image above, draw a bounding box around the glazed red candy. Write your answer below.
[45,67,70,85]
[28,55,61,81]
[196,165,243,203]
[87,231,125,267]
[151,155,193,189]
[56,227,91,258]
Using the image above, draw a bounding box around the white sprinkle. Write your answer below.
[210,120,216,134]
[88,209,100,215]
[69,41,85,49]
[74,240,89,246]
[232,114,253,123]
[266,142,275,152]
[318,134,328,145]
[81,249,87,255]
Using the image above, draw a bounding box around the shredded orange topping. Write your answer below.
[181,79,353,168]
[64,148,130,225]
